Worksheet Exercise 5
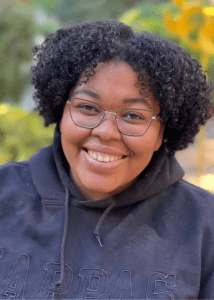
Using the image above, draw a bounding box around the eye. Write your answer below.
[78,104,98,112]
[124,113,143,120]
[72,98,102,116]
[76,104,100,116]
[122,111,148,123]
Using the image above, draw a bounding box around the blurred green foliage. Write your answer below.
[52,0,167,24]
[0,0,62,104]
[0,104,54,165]
[0,3,34,103]
[120,2,173,35]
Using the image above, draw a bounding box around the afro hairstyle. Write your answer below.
[31,19,213,155]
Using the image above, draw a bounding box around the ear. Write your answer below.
[154,124,165,152]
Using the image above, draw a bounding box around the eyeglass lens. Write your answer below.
[69,98,153,136]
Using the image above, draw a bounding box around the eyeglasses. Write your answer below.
[68,98,158,136]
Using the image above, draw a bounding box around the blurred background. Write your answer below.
[0,0,214,192]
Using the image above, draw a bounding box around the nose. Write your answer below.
[91,112,121,141]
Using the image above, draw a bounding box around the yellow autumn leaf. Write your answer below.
[198,37,214,55]
[165,5,203,40]
[204,7,214,16]
[173,0,185,9]
[164,12,177,33]
[176,6,203,39]
[188,41,201,51]
[198,18,214,55]
[173,0,202,11]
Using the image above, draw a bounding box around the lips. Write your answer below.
[88,150,123,162]
[82,145,127,164]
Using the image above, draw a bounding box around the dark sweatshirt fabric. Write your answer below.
[0,130,214,299]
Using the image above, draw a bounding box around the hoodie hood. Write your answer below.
[30,128,184,208]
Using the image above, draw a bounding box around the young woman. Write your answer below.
[0,19,213,299]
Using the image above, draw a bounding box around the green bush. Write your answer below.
[0,104,55,165]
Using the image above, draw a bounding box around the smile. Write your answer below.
[88,150,123,162]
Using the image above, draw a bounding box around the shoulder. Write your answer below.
[172,179,214,205]
[0,160,33,190]
[0,160,40,215]
[0,144,54,198]
[0,160,39,195]
[163,179,214,225]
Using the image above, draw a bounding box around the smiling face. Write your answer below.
[60,61,164,200]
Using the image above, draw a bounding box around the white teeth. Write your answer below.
[103,156,110,162]
[97,155,104,162]
[87,149,123,163]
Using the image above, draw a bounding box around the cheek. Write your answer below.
[125,132,162,156]
[60,109,84,144]
[60,116,80,157]
[154,124,164,151]
[60,116,92,168]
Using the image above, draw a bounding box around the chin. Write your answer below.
[78,175,134,200]
[84,179,118,195]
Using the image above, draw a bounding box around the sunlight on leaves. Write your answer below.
[119,8,141,25]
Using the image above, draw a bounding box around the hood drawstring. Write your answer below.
[93,201,116,247]
[55,186,70,287]
[54,186,115,290]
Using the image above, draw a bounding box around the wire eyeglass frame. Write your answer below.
[68,97,159,136]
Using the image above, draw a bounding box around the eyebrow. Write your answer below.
[123,98,152,110]
[73,89,101,99]
[73,89,152,110]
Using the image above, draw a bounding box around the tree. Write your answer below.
[0,0,61,104]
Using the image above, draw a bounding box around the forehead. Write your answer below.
[79,61,139,89]
[72,61,160,112]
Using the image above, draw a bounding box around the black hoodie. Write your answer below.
[0,130,214,299]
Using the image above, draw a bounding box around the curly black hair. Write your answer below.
[31,19,213,155]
